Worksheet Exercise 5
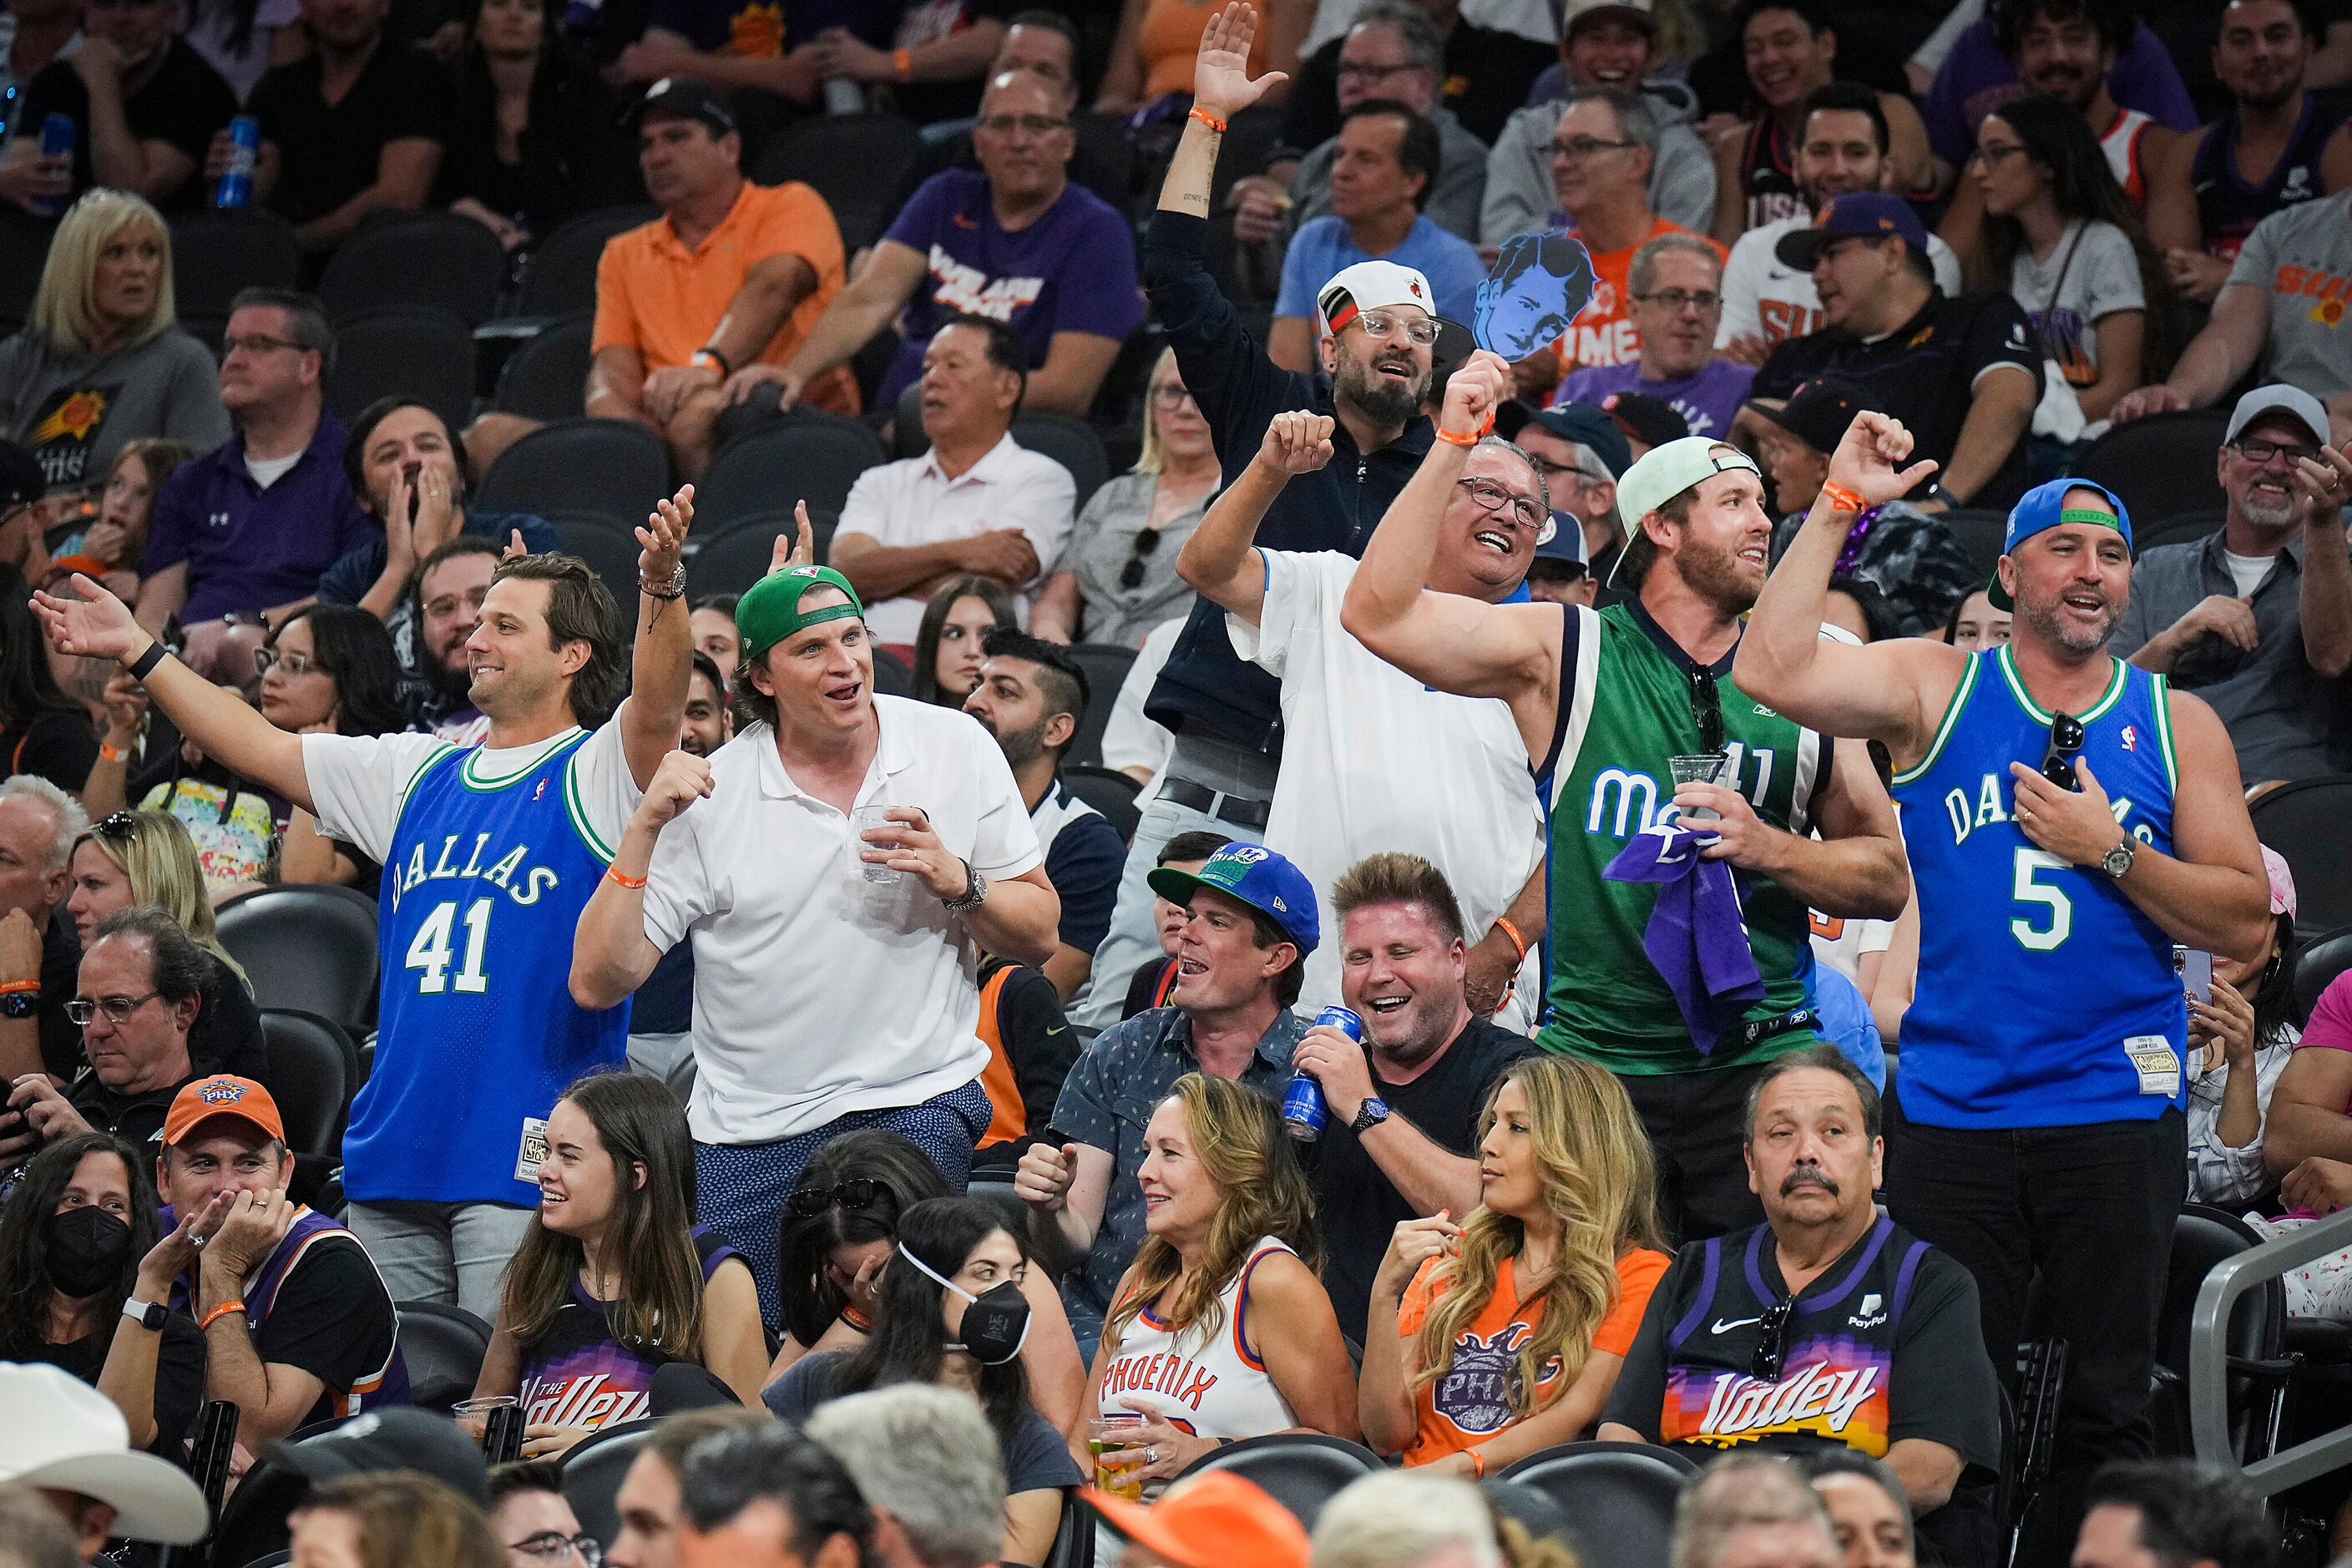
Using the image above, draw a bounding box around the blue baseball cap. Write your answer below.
[1147,842,1319,954]
[1534,513,1590,569]
[1985,477,2134,611]
[1774,192,1933,272]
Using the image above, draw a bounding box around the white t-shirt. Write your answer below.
[1098,615,1180,783]
[1717,215,1965,352]
[836,434,1076,645]
[1227,551,1545,1025]
[2012,219,2145,387]
[1808,912,1894,985]
[2223,549,2276,598]
[302,716,640,867]
[245,448,304,490]
[640,697,1044,1146]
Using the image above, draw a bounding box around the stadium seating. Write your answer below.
[689,508,838,598]
[751,114,927,253]
[1012,413,1111,510]
[563,1419,661,1548]
[317,210,509,326]
[1938,508,2008,588]
[2250,776,2352,939]
[519,205,660,319]
[324,306,477,432]
[494,315,595,421]
[2071,411,2231,528]
[546,510,650,607]
[1171,1433,1383,1528]
[394,1301,495,1413]
[478,418,671,517]
[169,209,303,326]
[1497,1441,1698,1568]
[2151,1206,2291,1467]
[1063,643,1137,767]
[2131,508,2225,556]
[215,884,381,1031]
[1062,765,1141,844]
[2294,926,2352,1026]
[0,212,49,323]
[258,1009,360,1160]
[700,416,887,527]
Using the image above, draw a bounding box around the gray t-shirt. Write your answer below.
[0,328,230,490]
[1057,472,1216,650]
[2228,190,2352,399]
[2011,219,2145,387]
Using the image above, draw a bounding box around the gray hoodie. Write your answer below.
[1479,78,1717,245]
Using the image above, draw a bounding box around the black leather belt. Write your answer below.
[1159,776,1272,832]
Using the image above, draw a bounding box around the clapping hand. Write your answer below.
[770,500,821,575]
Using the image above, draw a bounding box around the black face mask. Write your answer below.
[44,1206,133,1299]
[900,1247,1033,1367]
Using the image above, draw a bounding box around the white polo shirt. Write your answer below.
[640,695,1044,1146]
[836,432,1076,645]
[1227,551,1545,1031]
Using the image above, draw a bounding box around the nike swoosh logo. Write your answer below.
[1046,1024,1070,1035]
[1711,1316,1762,1334]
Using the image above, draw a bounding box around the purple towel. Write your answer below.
[1603,822,1764,1051]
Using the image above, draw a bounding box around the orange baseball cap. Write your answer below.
[1083,1473,1310,1568]
[161,1075,286,1148]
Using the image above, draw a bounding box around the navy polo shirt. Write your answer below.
[141,412,376,620]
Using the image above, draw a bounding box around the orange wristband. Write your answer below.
[1491,916,1528,964]
[1469,1449,1486,1478]
[893,47,911,78]
[200,1301,247,1331]
[1819,481,1867,514]
[606,866,649,890]
[99,741,124,763]
[1435,412,1495,448]
[1188,105,1227,134]
[0,979,38,996]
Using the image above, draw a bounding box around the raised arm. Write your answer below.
[619,486,697,790]
[570,750,709,1009]
[1337,352,1560,754]
[1174,411,1333,625]
[33,575,312,811]
[1156,3,1287,220]
[1734,411,1957,756]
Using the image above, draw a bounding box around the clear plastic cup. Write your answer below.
[1088,1414,1147,1500]
[849,804,900,883]
[1669,752,1731,822]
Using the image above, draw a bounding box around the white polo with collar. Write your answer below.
[641,695,1044,1146]
[835,432,1076,645]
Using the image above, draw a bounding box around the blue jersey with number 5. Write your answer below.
[346,732,630,1206]
[1890,645,2183,1129]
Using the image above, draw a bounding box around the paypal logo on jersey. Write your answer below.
[388,832,562,913]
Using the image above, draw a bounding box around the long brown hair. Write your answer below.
[497,1072,706,1358]
[1409,1057,1663,1420]
[299,1472,503,1568]
[1102,1074,1319,1353]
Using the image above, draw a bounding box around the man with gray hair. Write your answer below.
[1560,232,1756,439]
[0,774,85,1082]
[1672,1454,1841,1568]
[1229,3,1490,244]
[803,1385,1004,1568]
[1312,1471,1504,1568]
[1481,0,1716,245]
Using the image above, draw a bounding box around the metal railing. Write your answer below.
[2191,1204,2352,1493]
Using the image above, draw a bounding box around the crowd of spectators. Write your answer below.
[4,0,2352,1564]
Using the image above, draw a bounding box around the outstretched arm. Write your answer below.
[1337,352,1560,756]
[1734,412,1959,758]
[571,749,709,1009]
[1174,411,1333,625]
[1156,3,1287,219]
[33,576,312,812]
[620,486,697,791]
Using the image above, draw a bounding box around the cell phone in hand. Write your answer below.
[2180,948,2214,1005]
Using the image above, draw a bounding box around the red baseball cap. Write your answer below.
[161,1075,286,1148]
[1084,1474,1310,1568]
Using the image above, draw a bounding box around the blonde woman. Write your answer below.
[0,192,229,517]
[1361,1055,1670,1475]
[64,809,267,1078]
[1029,351,1222,647]
[1078,1073,1358,1490]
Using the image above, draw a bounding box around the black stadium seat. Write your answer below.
[258,1009,359,1159]
[317,210,509,326]
[478,417,672,518]
[169,208,302,323]
[1496,1441,1698,1568]
[395,1301,494,1412]
[496,315,595,420]
[324,306,476,432]
[1064,643,1136,768]
[689,508,837,598]
[2069,410,2230,528]
[1062,765,1141,844]
[1171,1433,1383,1529]
[545,511,647,607]
[2150,1205,2291,1466]
[215,884,380,1030]
[699,416,886,527]
[1012,412,1110,509]
[1936,508,2007,587]
[751,114,927,250]
[564,1419,660,1548]
[0,212,52,322]
[2249,776,2352,938]
[521,205,660,318]
[2294,926,2352,1027]
[2130,508,2223,556]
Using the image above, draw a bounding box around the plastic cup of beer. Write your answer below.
[1669,752,1730,822]
[1088,1414,1146,1500]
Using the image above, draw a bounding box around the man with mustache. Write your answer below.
[1597,1049,2002,1535]
[1737,410,2274,1560]
[2108,385,2352,785]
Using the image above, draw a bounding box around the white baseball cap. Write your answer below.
[0,1363,209,1543]
[1317,260,1439,336]
[1561,0,1656,34]
[1614,435,1762,541]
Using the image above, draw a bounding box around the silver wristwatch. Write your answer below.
[2101,837,2137,879]
[941,857,988,914]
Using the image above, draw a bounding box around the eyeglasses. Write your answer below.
[1547,135,1637,161]
[1336,60,1418,80]
[1120,527,1165,590]
[254,647,320,677]
[1635,288,1722,314]
[1453,476,1545,534]
[976,113,1070,137]
[1352,310,1439,346]
[1749,1297,1796,1383]
[2232,436,2323,468]
[220,333,303,357]
[1147,385,1197,411]
[2038,709,2085,788]
[1689,667,1725,754]
[506,1532,602,1566]
[90,811,140,841]
[67,992,160,1026]
[788,1178,890,1217]
[1965,142,2029,167]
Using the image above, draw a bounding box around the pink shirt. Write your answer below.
[2302,972,2352,1064]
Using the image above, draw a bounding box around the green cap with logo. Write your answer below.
[736,564,865,664]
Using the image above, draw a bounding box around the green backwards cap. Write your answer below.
[736,565,866,662]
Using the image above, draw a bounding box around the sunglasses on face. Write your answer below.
[788,1178,889,1217]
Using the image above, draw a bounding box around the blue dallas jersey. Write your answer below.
[344,731,630,1206]
[1889,645,2184,1129]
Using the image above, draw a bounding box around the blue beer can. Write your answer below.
[30,114,73,215]
[215,116,260,210]
[1282,1006,1363,1142]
